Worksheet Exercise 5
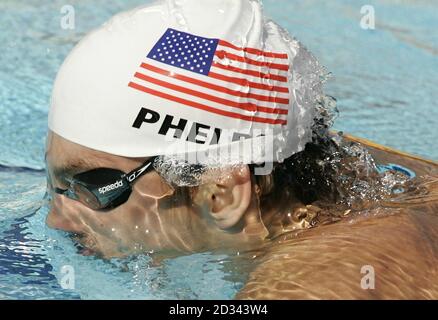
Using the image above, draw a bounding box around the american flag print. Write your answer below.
[128,28,290,125]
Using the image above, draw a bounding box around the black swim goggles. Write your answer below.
[50,157,157,211]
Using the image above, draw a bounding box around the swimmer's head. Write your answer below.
[46,0,328,257]
[45,131,272,257]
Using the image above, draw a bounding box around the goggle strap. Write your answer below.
[125,157,155,185]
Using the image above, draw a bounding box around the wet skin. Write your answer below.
[46,131,438,299]
[237,138,438,299]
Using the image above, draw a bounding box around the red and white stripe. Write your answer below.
[129,40,290,125]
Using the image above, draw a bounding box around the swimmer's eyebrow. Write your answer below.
[52,159,96,180]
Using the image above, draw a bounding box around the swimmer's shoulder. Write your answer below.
[236,209,438,299]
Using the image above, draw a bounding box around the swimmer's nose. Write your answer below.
[46,195,84,233]
[47,208,75,232]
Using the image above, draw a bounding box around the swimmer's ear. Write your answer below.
[192,166,252,230]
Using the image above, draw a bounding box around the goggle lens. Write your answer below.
[72,182,102,210]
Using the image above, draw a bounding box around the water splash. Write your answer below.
[326,133,413,209]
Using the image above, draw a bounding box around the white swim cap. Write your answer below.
[49,0,320,165]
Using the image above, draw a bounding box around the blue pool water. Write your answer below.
[0,0,437,299]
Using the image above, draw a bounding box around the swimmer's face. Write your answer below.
[45,131,268,258]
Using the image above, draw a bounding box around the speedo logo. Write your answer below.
[98,180,124,194]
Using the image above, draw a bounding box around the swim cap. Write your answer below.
[49,0,320,165]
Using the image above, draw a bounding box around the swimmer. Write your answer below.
[45,0,438,299]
